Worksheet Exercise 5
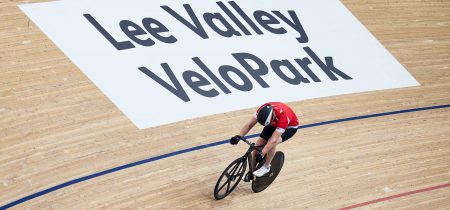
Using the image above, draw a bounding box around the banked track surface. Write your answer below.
[1,104,450,210]
[1,0,450,209]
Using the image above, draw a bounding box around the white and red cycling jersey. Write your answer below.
[254,102,299,133]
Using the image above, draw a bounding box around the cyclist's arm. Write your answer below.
[238,116,258,137]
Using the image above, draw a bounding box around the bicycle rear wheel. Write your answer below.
[252,151,284,193]
[214,157,247,200]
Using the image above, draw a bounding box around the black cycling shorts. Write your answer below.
[259,125,297,142]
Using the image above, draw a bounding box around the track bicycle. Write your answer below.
[213,135,285,200]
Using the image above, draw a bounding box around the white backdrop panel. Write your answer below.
[19,0,420,129]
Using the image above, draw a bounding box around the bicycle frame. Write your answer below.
[214,135,281,199]
[237,135,263,181]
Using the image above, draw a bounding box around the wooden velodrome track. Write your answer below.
[1,0,450,209]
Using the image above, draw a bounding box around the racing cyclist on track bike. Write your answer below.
[230,102,299,178]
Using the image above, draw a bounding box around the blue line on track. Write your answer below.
[2,104,449,209]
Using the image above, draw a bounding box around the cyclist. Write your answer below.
[230,102,299,178]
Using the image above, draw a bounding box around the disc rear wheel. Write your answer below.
[252,151,284,193]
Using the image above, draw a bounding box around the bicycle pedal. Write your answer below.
[243,173,250,182]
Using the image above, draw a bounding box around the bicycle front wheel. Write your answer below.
[214,157,247,200]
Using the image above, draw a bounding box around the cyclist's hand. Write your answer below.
[255,152,263,163]
[230,136,239,145]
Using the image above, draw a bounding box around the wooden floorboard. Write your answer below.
[1,0,449,209]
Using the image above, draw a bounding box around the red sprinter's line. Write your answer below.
[338,183,450,210]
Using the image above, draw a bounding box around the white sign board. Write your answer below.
[19,0,420,129]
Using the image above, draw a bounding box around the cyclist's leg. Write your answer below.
[251,125,276,169]
[265,136,282,166]
[252,137,268,170]
[265,128,298,166]
[281,128,297,143]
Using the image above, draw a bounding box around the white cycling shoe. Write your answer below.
[253,166,271,177]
